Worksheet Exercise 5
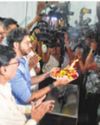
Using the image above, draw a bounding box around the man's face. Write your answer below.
[2,58,19,80]
[0,26,6,43]
[19,35,32,56]
[7,24,17,35]
[49,47,56,55]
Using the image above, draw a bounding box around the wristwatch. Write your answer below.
[49,84,55,90]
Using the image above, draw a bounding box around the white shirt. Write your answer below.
[30,68,39,91]
[0,82,37,125]
[42,55,59,73]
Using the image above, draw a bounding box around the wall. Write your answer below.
[0,1,37,27]
[69,1,97,26]
[0,1,97,27]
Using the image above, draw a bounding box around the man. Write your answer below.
[0,21,6,45]
[0,45,55,125]
[1,15,41,46]
[3,18,19,33]
[1,18,19,46]
[7,27,71,104]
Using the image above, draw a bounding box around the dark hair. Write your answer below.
[7,27,29,48]
[3,18,19,28]
[0,17,6,22]
[0,45,16,67]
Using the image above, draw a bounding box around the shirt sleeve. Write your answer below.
[10,69,31,104]
[17,104,32,114]
[25,119,37,125]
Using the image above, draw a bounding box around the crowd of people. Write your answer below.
[0,13,100,125]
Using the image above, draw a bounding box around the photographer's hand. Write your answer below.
[90,41,97,51]
[64,32,70,48]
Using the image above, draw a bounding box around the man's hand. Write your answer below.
[31,95,46,107]
[29,55,39,69]
[31,100,55,122]
[53,77,71,87]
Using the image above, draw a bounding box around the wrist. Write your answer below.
[65,43,69,48]
[27,119,37,125]
[49,83,56,90]
[53,81,60,87]
[25,106,32,114]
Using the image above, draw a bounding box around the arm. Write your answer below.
[75,48,86,73]
[85,49,95,67]
[17,105,32,114]
[85,41,97,71]
[25,16,41,30]
[17,95,46,114]
[31,72,49,85]
[28,78,72,102]
[25,119,37,125]
[29,85,54,102]
[64,33,74,62]
[24,100,55,125]
[78,59,86,73]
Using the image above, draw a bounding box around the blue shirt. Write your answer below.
[10,57,31,104]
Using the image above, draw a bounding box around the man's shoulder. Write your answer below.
[18,57,28,72]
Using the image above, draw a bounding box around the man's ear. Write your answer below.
[0,66,6,75]
[13,42,19,50]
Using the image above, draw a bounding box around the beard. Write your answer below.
[19,45,30,56]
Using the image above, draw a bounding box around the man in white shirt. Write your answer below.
[0,45,55,125]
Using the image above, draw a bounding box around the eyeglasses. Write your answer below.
[6,60,20,66]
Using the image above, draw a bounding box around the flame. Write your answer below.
[70,59,79,68]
